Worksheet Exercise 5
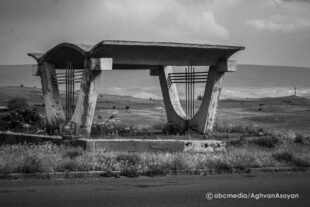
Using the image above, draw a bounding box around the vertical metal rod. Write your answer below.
[189,66,191,119]
[70,61,74,120]
[191,66,193,118]
[185,67,188,119]
[68,61,70,121]
[69,61,72,119]
[65,62,68,122]
[68,62,69,122]
[193,66,195,117]
[68,61,71,121]
[72,64,74,115]
[70,61,73,118]
[187,66,189,119]
[192,66,194,118]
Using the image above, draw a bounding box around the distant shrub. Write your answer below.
[108,111,119,119]
[215,161,233,172]
[56,159,91,172]
[228,137,246,147]
[294,134,305,144]
[144,164,167,176]
[292,158,310,167]
[116,154,141,166]
[213,120,265,136]
[171,156,188,171]
[38,117,61,136]
[121,167,139,177]
[151,120,167,131]
[7,97,28,110]
[253,137,279,148]
[271,130,296,141]
[152,120,190,135]
[19,156,44,173]
[162,123,183,135]
[64,147,84,159]
[0,108,41,132]
[56,159,79,172]
[272,152,294,163]
[91,111,121,137]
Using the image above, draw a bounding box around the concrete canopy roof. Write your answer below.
[28,40,245,69]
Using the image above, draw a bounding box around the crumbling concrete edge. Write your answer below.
[0,131,226,153]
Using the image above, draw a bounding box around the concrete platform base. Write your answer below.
[0,131,62,145]
[78,139,226,153]
[0,132,226,153]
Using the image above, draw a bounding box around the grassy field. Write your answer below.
[1,86,310,134]
[0,136,309,175]
[1,86,310,176]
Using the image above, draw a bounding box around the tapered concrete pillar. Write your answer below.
[189,65,224,133]
[39,62,66,128]
[158,66,188,130]
[64,58,112,137]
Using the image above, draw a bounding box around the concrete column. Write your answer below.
[189,62,226,133]
[39,62,66,128]
[158,66,188,131]
[65,58,112,137]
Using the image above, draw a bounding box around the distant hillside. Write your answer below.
[225,64,310,88]
[1,64,310,99]
[0,86,159,109]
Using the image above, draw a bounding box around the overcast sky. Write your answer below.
[0,0,309,67]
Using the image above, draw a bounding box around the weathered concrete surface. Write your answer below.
[0,132,226,153]
[39,62,66,128]
[184,140,226,153]
[28,40,244,136]
[158,61,226,134]
[28,40,244,69]
[158,66,188,131]
[190,63,225,133]
[79,139,226,153]
[0,132,62,145]
[64,65,98,137]
[64,58,112,137]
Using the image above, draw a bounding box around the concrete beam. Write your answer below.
[150,69,159,76]
[216,60,237,72]
[90,58,113,71]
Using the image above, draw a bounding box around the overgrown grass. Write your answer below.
[1,136,309,176]
[214,120,265,135]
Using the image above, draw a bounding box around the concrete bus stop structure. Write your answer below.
[29,40,244,137]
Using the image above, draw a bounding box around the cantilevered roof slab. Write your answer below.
[28,40,244,69]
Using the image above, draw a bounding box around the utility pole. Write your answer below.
[294,86,297,96]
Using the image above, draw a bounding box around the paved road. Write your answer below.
[0,172,309,207]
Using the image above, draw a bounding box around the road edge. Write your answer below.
[0,167,310,180]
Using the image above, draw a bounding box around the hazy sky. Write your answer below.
[0,0,309,67]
